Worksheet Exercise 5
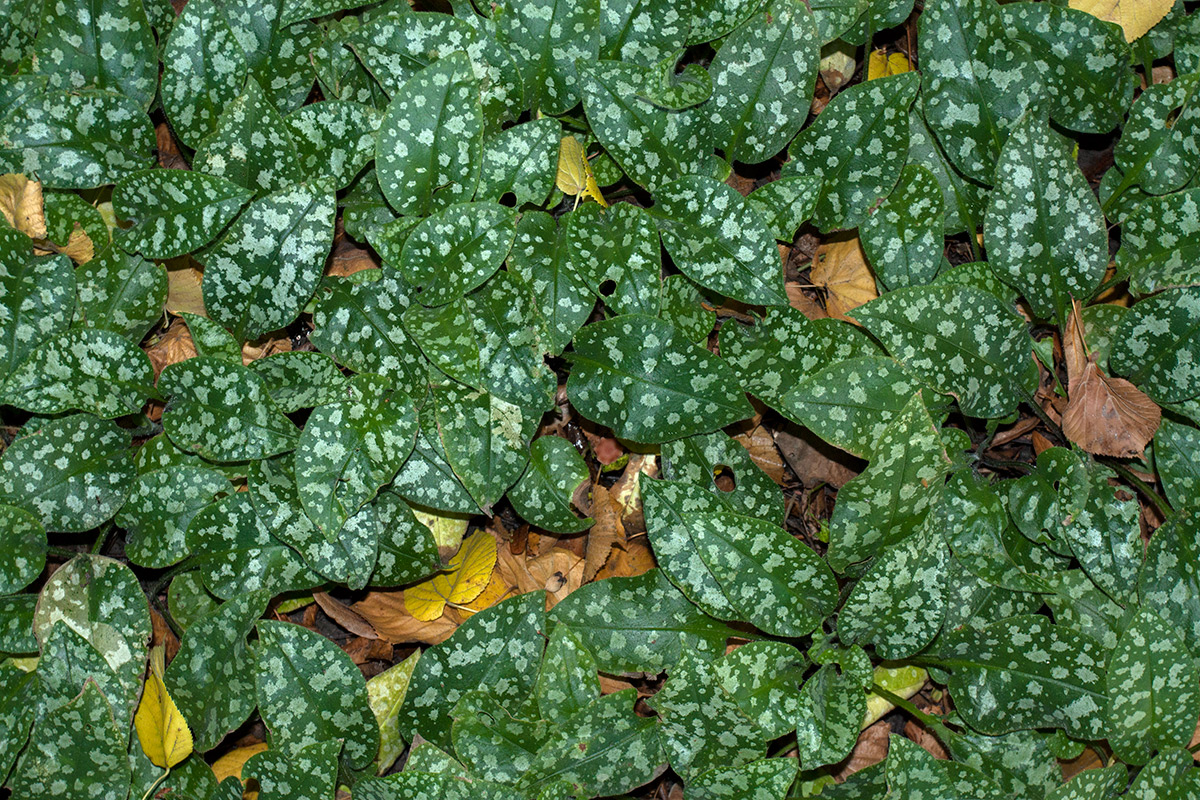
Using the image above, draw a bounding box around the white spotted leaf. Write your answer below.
[1114,74,1200,197]
[192,77,305,194]
[507,211,593,355]
[1110,287,1200,403]
[860,164,945,290]
[661,430,784,524]
[1138,508,1200,662]
[493,0,601,115]
[112,170,252,260]
[510,436,593,534]
[285,100,382,190]
[0,504,45,595]
[564,202,663,317]
[117,468,229,568]
[598,0,690,65]
[1115,187,1200,294]
[476,117,560,206]
[73,246,166,343]
[401,201,517,307]
[0,253,75,378]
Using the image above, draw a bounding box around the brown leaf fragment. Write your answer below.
[144,320,197,378]
[774,423,862,488]
[584,484,622,582]
[811,234,877,322]
[314,592,379,639]
[0,174,46,238]
[785,283,829,319]
[833,720,890,782]
[734,423,787,485]
[341,637,393,667]
[165,258,207,317]
[904,720,949,760]
[352,591,459,645]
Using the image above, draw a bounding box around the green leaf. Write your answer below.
[984,106,1108,323]
[578,59,706,192]
[182,313,242,363]
[1006,447,1089,556]
[785,71,918,230]
[0,594,38,654]
[510,436,593,534]
[255,619,379,769]
[1,327,156,419]
[661,431,784,524]
[713,641,806,739]
[885,735,1006,800]
[548,568,737,673]
[793,663,866,769]
[687,0,766,43]
[536,626,600,722]
[402,201,517,307]
[650,651,767,780]
[202,180,336,341]
[286,100,382,190]
[1042,765,1128,800]
[564,202,663,317]
[494,0,600,114]
[1114,188,1200,294]
[1129,749,1197,800]
[476,117,560,206]
[860,164,944,290]
[705,0,819,164]
[0,414,133,532]
[310,272,428,389]
[650,175,787,306]
[165,590,268,752]
[401,592,544,750]
[246,351,351,414]
[1059,464,1143,606]
[689,758,796,800]
[598,0,690,65]
[452,688,549,783]
[31,0,157,108]
[0,504,44,594]
[243,740,339,800]
[781,355,933,459]
[852,285,1038,419]
[1110,287,1200,404]
[838,527,948,659]
[193,77,304,194]
[636,52,712,110]
[567,314,753,443]
[73,246,165,342]
[945,728,1060,800]
[432,381,537,512]
[1156,416,1200,511]
[392,409,479,514]
[718,308,878,408]
[826,394,951,571]
[644,481,838,637]
[187,493,318,598]
[1106,607,1200,765]
[118,468,229,568]
[376,52,482,217]
[31,554,149,704]
[1000,3,1132,136]
[168,573,221,633]
[746,174,823,242]
[368,650,421,774]
[1115,75,1200,197]
[519,689,664,797]
[295,375,417,538]
[0,253,74,377]
[9,681,131,800]
[1046,570,1125,651]
[1140,507,1200,660]
[508,211,592,355]
[160,358,299,462]
[0,88,155,188]
[931,615,1108,739]
[917,0,1039,183]
[907,106,990,236]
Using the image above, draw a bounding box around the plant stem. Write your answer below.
[91,522,113,555]
[140,767,169,800]
[47,545,82,559]
[1101,458,1173,519]
[870,684,954,740]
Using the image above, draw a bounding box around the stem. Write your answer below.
[870,684,954,740]
[47,545,82,559]
[91,522,113,555]
[980,457,1034,474]
[146,559,198,601]
[1102,458,1173,519]
[140,767,169,800]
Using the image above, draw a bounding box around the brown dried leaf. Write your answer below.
[1063,363,1161,457]
[774,424,861,488]
[903,720,949,760]
[584,484,622,582]
[341,637,393,666]
[0,174,46,238]
[241,331,292,364]
[313,592,379,639]
[832,720,890,782]
[326,243,379,277]
[811,234,877,322]
[494,546,585,609]
[785,283,829,320]
[165,258,207,317]
[734,423,787,485]
[352,591,459,645]
[144,320,197,378]
[593,534,656,580]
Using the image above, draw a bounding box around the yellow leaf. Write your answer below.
[0,174,46,238]
[165,258,207,317]
[867,49,911,81]
[211,742,267,784]
[134,647,193,770]
[1069,0,1173,41]
[556,136,608,209]
[811,234,877,322]
[404,530,498,621]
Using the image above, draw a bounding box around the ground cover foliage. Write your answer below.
[3,0,1200,797]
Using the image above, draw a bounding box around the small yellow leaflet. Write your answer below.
[867,49,911,81]
[556,136,608,210]
[404,530,498,621]
[134,646,193,770]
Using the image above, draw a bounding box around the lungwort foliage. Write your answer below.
[1,0,1200,798]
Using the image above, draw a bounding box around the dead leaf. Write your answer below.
[0,174,46,238]
[341,637,393,667]
[313,592,379,639]
[58,224,95,264]
[353,591,460,645]
[813,42,856,115]
[494,546,585,610]
[404,530,497,621]
[241,330,292,364]
[584,484,622,582]
[593,533,656,580]
[326,243,379,277]
[149,607,181,663]
[1063,301,1161,458]
[811,233,877,322]
[785,283,829,319]
[773,424,862,488]
[734,423,787,485]
[832,720,890,782]
[904,720,949,760]
[1070,0,1173,42]
[144,320,197,378]
[867,49,911,81]
[212,741,267,784]
[165,258,207,317]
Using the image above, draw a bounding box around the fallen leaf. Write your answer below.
[1070,0,1173,42]
[241,330,291,364]
[734,423,787,485]
[785,283,829,319]
[341,637,393,666]
[556,135,608,208]
[813,41,856,114]
[904,720,949,760]
[584,484,623,582]
[832,721,890,781]
[367,651,420,775]
[211,741,267,784]
[811,233,877,322]
[1063,301,1161,457]
[144,320,197,379]
[326,242,379,277]
[867,49,911,81]
[165,258,207,317]
[412,509,470,558]
[134,646,193,770]
[0,174,46,238]
[494,546,585,609]
[774,423,862,488]
[353,591,460,645]
[314,592,379,639]
[404,530,497,621]
[57,224,95,264]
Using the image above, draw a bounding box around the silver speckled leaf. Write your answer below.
[73,246,166,343]
[286,100,382,191]
[510,436,593,534]
[193,77,305,194]
[401,201,517,307]
[493,0,601,115]
[0,254,74,382]
[507,210,593,355]
[860,163,944,290]
[661,430,784,523]
[118,467,229,568]
[1110,287,1200,404]
[1116,187,1200,294]
[476,117,560,206]
[0,503,45,594]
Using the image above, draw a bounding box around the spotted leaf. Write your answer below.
[118,468,229,568]
[286,100,382,190]
[1110,287,1200,403]
[493,0,601,115]
[192,78,305,194]
[0,253,74,379]
[0,504,44,595]
[476,117,560,206]
[402,201,517,307]
[860,164,944,290]
[510,436,593,534]
[507,211,593,355]
[73,246,166,342]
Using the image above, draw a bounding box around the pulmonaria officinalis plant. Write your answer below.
[1,0,1200,797]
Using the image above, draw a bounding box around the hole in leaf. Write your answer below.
[599,279,616,297]
[713,464,736,492]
